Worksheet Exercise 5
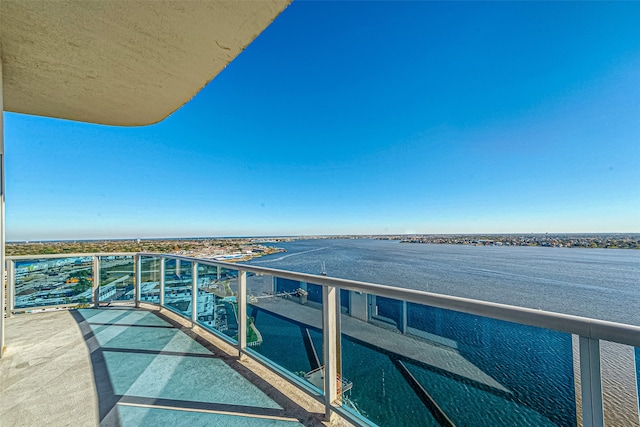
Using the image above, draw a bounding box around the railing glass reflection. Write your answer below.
[139,256,161,303]
[99,255,134,302]
[246,275,324,392]
[14,256,94,309]
[636,347,640,416]
[339,293,576,427]
[162,259,193,317]
[597,340,640,426]
[196,264,239,343]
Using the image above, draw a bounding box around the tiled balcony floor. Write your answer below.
[0,307,329,426]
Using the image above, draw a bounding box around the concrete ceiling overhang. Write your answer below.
[0,0,290,126]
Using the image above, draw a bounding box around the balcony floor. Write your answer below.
[0,307,329,426]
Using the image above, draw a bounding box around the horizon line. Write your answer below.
[7,232,640,243]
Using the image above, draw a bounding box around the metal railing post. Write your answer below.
[580,336,604,427]
[6,259,14,317]
[159,256,165,307]
[322,284,340,421]
[92,256,100,308]
[237,270,247,359]
[191,262,198,325]
[134,255,141,308]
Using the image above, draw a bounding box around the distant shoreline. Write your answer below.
[392,234,640,249]
[6,233,640,256]
[5,237,287,258]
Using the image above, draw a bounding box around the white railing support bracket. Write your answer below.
[580,336,605,427]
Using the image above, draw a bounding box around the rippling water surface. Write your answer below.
[246,239,640,426]
[250,239,640,325]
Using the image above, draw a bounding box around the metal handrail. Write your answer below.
[135,252,640,348]
[6,251,631,427]
[7,252,136,260]
[7,250,640,344]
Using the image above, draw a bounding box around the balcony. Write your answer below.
[2,252,640,426]
[1,306,320,426]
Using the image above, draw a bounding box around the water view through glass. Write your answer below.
[196,265,239,343]
[247,276,324,392]
[244,239,631,426]
[636,348,640,416]
[337,294,576,426]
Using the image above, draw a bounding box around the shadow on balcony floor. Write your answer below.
[1,307,327,427]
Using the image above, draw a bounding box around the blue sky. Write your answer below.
[5,1,640,240]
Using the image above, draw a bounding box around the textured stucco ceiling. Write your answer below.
[0,0,290,126]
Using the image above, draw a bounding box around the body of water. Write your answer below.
[244,239,639,426]
[249,239,640,325]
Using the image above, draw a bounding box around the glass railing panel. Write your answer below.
[99,255,134,302]
[163,259,193,317]
[14,256,94,309]
[246,272,275,301]
[247,275,323,391]
[196,264,239,343]
[636,347,640,417]
[139,256,161,303]
[274,277,299,296]
[164,257,177,280]
[340,294,438,426]
[369,294,404,331]
[598,340,640,426]
[340,292,577,427]
[340,288,350,314]
[340,323,438,426]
